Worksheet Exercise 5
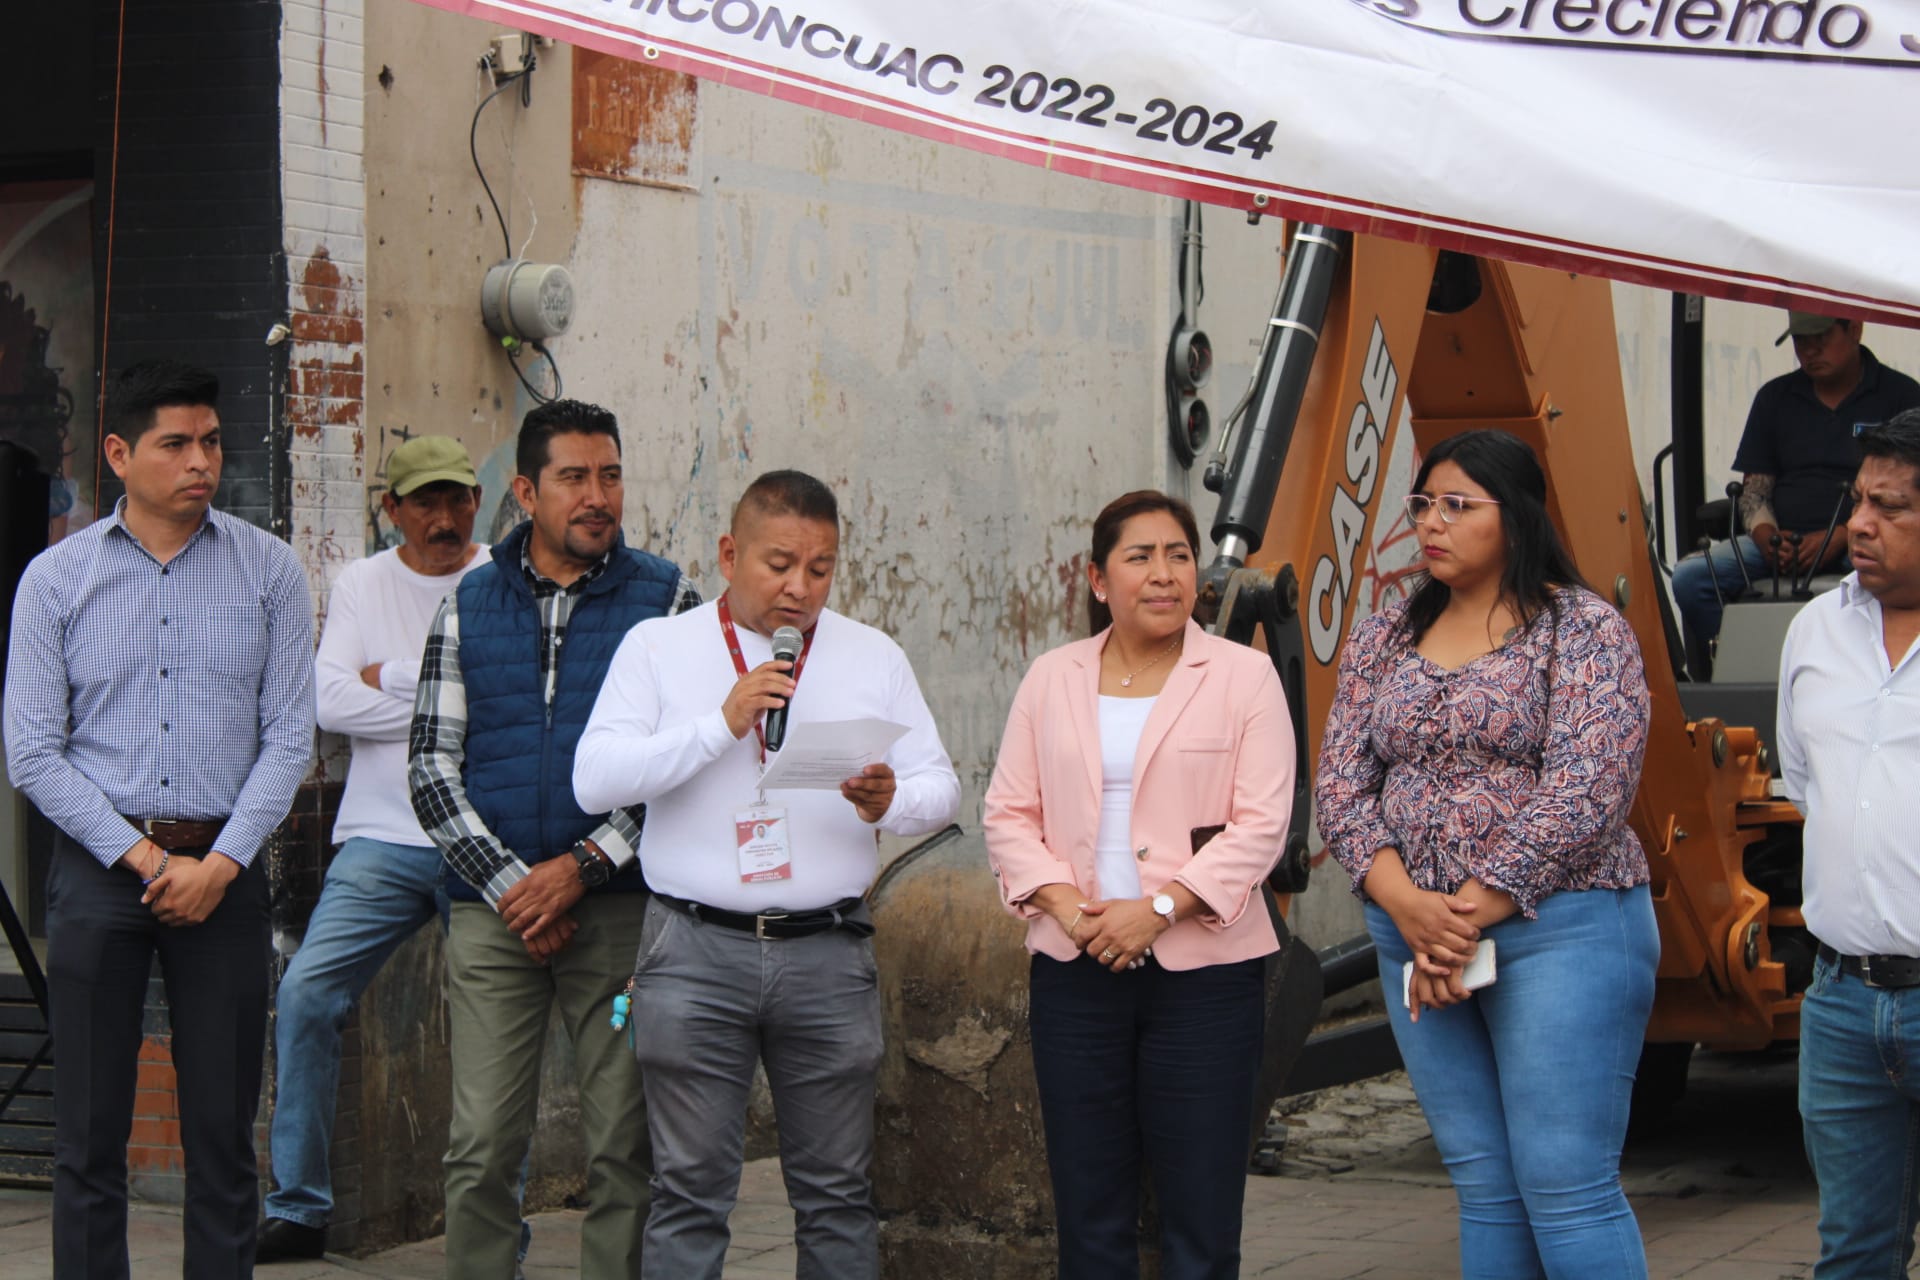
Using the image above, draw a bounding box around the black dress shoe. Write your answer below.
[256,1217,327,1263]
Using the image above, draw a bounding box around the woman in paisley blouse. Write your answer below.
[1316,429,1656,1279]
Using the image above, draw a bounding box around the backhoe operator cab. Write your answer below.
[1649,305,1878,1093]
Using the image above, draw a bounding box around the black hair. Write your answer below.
[516,398,620,482]
[1088,490,1202,635]
[1397,429,1586,645]
[106,360,220,446]
[732,469,839,531]
[1858,409,1920,485]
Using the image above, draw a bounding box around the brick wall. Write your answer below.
[282,0,369,622]
[272,0,371,1249]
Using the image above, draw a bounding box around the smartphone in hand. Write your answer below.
[1402,939,1497,1009]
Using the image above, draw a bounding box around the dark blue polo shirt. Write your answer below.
[1732,346,1920,532]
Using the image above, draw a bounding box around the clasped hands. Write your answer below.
[1033,884,1169,973]
[124,837,240,927]
[1377,878,1515,1022]
[498,857,584,965]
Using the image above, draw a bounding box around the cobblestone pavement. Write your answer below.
[1,1048,1910,1277]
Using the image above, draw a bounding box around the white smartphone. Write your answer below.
[1402,940,1497,1010]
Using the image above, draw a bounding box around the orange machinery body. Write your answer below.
[1246,232,1798,1048]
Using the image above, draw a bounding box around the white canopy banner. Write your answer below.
[416,0,1920,323]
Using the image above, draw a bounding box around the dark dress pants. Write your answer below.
[1030,952,1267,1280]
[46,832,270,1280]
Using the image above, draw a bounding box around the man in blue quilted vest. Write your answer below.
[408,399,699,1278]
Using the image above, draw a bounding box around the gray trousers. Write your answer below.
[445,894,652,1279]
[630,897,884,1280]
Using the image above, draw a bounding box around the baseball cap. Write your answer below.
[1776,310,1841,346]
[387,437,478,496]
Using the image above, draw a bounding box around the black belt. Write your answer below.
[653,893,868,940]
[1817,943,1920,989]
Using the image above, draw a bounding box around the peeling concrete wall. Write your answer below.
[363,1,579,548]
[342,0,1920,1241]
[359,0,1237,842]
[583,110,1189,816]
[352,0,1229,1223]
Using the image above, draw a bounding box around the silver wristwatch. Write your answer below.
[1151,892,1176,928]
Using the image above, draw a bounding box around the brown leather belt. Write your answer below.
[125,817,225,851]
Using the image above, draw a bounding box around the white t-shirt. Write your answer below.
[1094,694,1155,901]
[317,544,488,846]
[574,599,961,912]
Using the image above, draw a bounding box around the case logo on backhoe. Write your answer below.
[1308,318,1397,666]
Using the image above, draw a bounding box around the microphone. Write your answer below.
[1768,533,1784,600]
[1797,480,1851,599]
[763,625,804,753]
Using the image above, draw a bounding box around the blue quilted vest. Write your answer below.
[446,522,683,902]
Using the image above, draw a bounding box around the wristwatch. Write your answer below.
[1151,892,1177,929]
[572,840,614,889]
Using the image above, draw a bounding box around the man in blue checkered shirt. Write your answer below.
[4,360,316,1279]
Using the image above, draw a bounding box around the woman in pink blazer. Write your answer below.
[983,490,1295,1280]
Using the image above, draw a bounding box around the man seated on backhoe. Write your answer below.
[1671,311,1920,664]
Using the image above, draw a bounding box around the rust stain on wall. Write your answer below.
[571,50,696,188]
[316,0,329,142]
[289,247,365,436]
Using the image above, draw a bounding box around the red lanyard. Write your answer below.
[717,592,814,761]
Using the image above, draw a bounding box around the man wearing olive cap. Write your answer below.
[257,436,490,1262]
[1671,310,1920,664]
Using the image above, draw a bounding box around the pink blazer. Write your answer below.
[983,621,1295,970]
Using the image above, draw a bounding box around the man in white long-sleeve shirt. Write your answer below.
[1778,409,1920,1277]
[257,437,488,1262]
[575,469,960,1280]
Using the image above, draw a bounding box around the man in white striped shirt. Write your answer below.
[1779,408,1920,1278]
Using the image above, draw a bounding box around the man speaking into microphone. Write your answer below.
[762,623,804,752]
[575,469,959,1280]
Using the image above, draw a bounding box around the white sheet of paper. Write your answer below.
[758,718,909,791]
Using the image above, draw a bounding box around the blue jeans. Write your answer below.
[1367,885,1658,1280]
[264,837,447,1226]
[1799,952,1920,1278]
[1028,953,1266,1280]
[1671,536,1770,649]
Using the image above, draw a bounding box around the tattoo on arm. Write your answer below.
[1738,474,1776,532]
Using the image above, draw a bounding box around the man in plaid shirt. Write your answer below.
[408,400,696,1278]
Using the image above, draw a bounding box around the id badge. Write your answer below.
[735,806,793,883]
